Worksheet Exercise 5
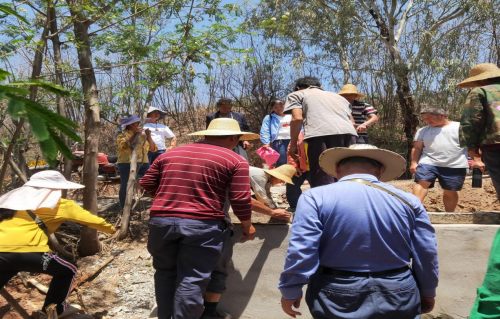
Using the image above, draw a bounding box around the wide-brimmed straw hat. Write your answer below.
[457,63,500,88]
[264,164,296,185]
[319,144,406,182]
[189,118,260,141]
[0,171,84,211]
[338,84,365,98]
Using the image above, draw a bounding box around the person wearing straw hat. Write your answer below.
[0,171,115,318]
[206,98,252,161]
[457,63,500,319]
[115,115,157,208]
[458,63,500,201]
[140,118,258,319]
[284,77,358,188]
[249,164,295,212]
[279,144,438,319]
[201,165,294,319]
[338,84,379,144]
[144,106,177,164]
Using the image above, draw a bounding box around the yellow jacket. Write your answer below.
[117,129,157,163]
[0,199,115,253]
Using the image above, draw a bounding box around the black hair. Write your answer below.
[270,99,285,107]
[0,208,16,222]
[338,156,384,170]
[216,98,233,106]
[295,77,321,90]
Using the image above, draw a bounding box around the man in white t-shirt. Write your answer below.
[144,107,177,164]
[410,107,469,212]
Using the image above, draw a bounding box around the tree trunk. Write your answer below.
[119,86,157,240]
[68,2,101,255]
[49,6,73,198]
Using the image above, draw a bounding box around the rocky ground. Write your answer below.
[1,177,499,318]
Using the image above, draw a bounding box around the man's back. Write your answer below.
[140,142,252,221]
[284,87,357,139]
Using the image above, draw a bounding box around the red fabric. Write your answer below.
[287,131,308,172]
[140,142,252,221]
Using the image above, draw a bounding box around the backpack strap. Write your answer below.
[345,179,415,212]
[26,210,50,235]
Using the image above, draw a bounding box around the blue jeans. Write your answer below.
[117,162,150,208]
[306,269,421,319]
[148,217,227,319]
[272,139,291,167]
[286,171,310,210]
[148,149,166,164]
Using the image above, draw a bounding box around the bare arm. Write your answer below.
[251,198,290,222]
[410,141,424,174]
[288,109,303,161]
[145,130,156,152]
[468,148,485,173]
[168,136,177,149]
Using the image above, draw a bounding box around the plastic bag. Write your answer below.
[256,147,280,166]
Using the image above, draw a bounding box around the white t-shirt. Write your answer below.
[276,114,292,140]
[144,123,175,151]
[414,121,468,168]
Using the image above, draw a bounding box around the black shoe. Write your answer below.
[200,310,232,319]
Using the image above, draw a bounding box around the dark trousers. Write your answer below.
[117,162,150,207]
[286,171,310,210]
[483,149,500,200]
[307,134,355,188]
[0,252,77,315]
[148,149,166,164]
[147,217,227,319]
[206,229,233,294]
[272,139,291,167]
[232,142,248,161]
[305,269,420,319]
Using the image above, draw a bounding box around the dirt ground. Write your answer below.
[1,177,499,318]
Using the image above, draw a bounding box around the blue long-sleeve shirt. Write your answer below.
[279,174,439,300]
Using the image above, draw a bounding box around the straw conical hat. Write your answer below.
[338,84,365,98]
[319,144,406,182]
[264,164,295,185]
[457,63,500,88]
[189,118,260,141]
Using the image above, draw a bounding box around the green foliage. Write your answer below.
[0,70,82,166]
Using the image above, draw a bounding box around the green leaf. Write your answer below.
[48,128,73,160]
[7,97,25,119]
[27,113,50,141]
[6,80,71,97]
[0,85,30,95]
[39,138,58,167]
[0,4,29,24]
[0,69,11,81]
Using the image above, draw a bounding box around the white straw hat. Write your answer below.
[147,106,167,115]
[319,144,406,182]
[0,171,84,211]
[189,118,260,141]
[25,170,85,189]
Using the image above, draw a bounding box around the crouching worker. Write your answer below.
[0,171,116,318]
[201,165,295,319]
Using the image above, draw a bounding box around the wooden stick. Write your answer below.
[46,303,58,318]
[27,278,49,294]
[0,288,31,319]
[73,256,114,289]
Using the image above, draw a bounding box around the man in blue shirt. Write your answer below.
[279,144,439,318]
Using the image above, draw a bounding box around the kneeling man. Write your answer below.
[279,144,439,318]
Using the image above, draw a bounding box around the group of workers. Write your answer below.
[0,62,499,319]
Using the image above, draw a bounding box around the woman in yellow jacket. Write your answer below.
[115,115,157,208]
[0,171,115,317]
